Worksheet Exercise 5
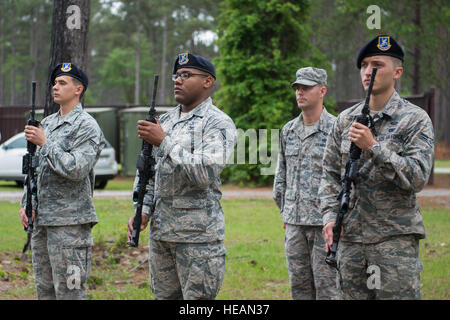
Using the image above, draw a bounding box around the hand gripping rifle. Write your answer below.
[325,68,377,268]
[22,81,40,254]
[128,75,159,248]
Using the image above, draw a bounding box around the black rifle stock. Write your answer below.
[22,81,40,254]
[325,68,378,268]
[128,74,159,248]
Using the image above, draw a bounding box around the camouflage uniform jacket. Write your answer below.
[319,91,434,243]
[137,97,237,243]
[21,103,105,226]
[273,108,336,225]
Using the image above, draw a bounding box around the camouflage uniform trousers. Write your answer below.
[337,235,423,299]
[285,224,340,300]
[31,223,93,300]
[149,239,226,300]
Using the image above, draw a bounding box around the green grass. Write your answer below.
[103,178,134,190]
[419,209,450,299]
[91,199,149,246]
[0,180,22,191]
[219,199,289,299]
[0,201,26,251]
[0,198,448,300]
[435,160,450,169]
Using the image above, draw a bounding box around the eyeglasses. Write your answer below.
[172,71,209,81]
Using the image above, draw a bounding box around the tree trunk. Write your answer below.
[158,13,168,105]
[10,2,16,105]
[436,24,449,145]
[45,0,90,117]
[29,4,39,103]
[35,2,46,107]
[135,0,141,105]
[412,0,421,95]
[0,2,5,105]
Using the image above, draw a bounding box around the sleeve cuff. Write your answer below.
[142,205,151,216]
[158,135,175,157]
[39,140,52,157]
[371,144,389,166]
[323,212,337,226]
[20,194,26,208]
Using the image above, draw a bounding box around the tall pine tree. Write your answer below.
[45,0,90,117]
[214,0,327,185]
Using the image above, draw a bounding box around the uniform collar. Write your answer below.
[348,91,400,120]
[291,107,330,140]
[175,97,211,121]
[192,97,212,117]
[378,91,401,118]
[58,103,83,125]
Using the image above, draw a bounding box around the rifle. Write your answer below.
[325,67,377,268]
[22,81,40,254]
[128,74,159,247]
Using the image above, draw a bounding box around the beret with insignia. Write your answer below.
[356,34,404,69]
[173,52,216,79]
[51,63,89,90]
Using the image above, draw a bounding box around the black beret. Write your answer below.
[51,63,89,90]
[173,52,216,79]
[356,35,404,69]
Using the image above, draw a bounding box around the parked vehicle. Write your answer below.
[0,132,118,189]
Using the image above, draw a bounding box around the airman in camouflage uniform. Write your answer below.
[128,53,237,300]
[273,67,339,300]
[319,35,434,299]
[20,63,105,300]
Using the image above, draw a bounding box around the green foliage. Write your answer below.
[0,0,52,105]
[87,0,221,105]
[99,47,136,101]
[96,39,155,103]
[214,0,328,185]
[309,0,450,101]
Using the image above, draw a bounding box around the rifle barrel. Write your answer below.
[128,74,159,248]
[325,68,377,268]
[363,68,377,110]
[31,81,36,119]
[151,75,159,108]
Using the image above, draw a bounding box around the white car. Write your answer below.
[0,132,118,189]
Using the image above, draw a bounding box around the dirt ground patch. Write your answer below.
[89,242,150,292]
[0,252,34,299]
[0,242,150,300]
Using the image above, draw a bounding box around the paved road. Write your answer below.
[1,188,449,202]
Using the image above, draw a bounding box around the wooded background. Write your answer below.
[0,0,448,183]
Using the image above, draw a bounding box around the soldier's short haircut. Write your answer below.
[71,78,85,99]
[391,56,403,68]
